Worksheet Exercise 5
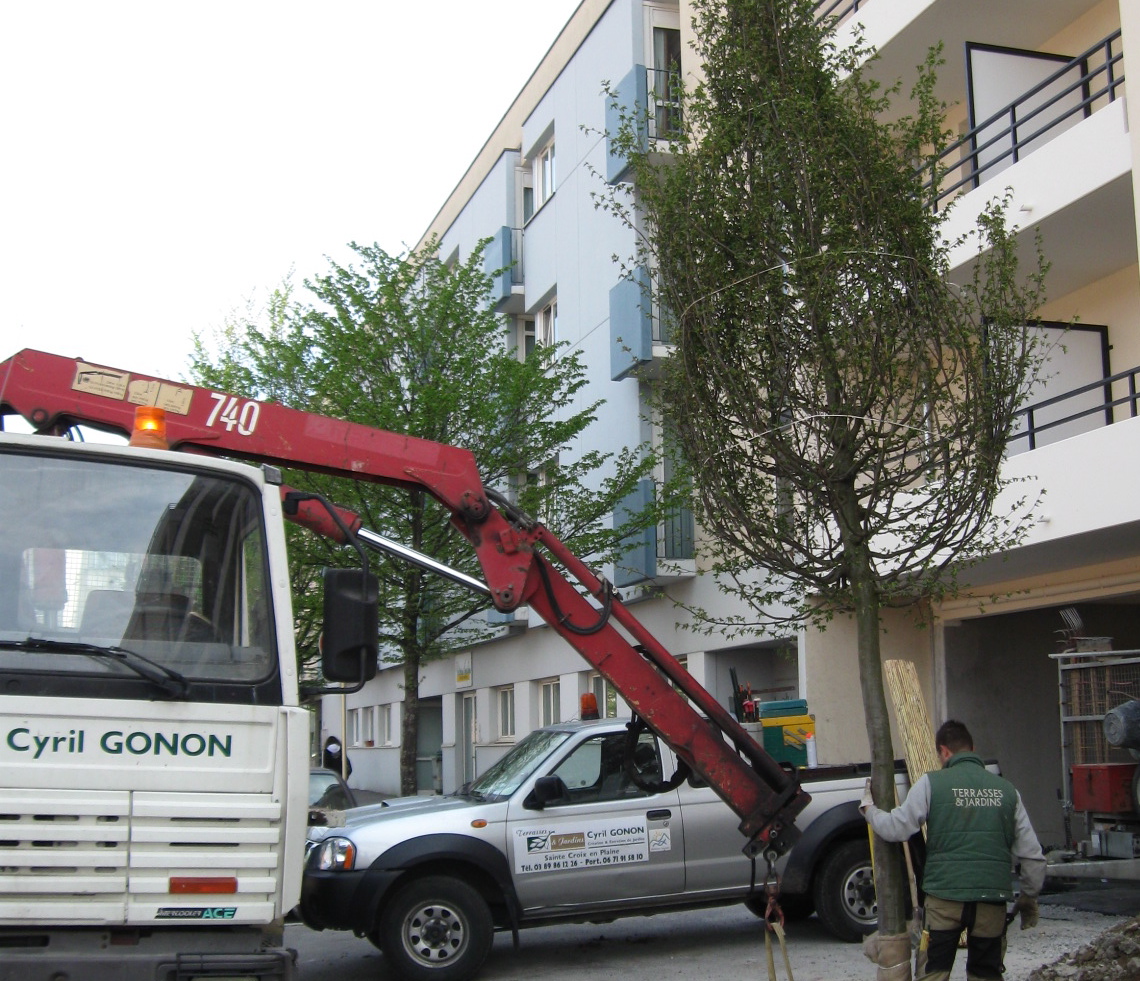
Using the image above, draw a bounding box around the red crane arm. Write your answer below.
[0,348,809,852]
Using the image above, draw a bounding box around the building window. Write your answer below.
[379,704,393,745]
[651,27,682,139]
[497,686,516,739]
[532,140,555,210]
[519,317,536,359]
[589,673,620,718]
[537,298,557,347]
[349,707,373,747]
[541,679,561,726]
[520,165,535,224]
[512,464,552,525]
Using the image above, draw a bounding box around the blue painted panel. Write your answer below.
[606,64,648,184]
[614,478,656,587]
[485,225,513,308]
[609,266,652,381]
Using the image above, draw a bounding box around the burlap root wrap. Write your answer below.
[862,930,912,981]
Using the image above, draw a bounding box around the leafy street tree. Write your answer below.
[192,241,658,795]
[601,0,1048,958]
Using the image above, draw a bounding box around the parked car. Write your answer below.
[300,720,922,981]
[309,766,357,811]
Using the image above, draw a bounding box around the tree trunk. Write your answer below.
[400,653,420,796]
[851,569,909,938]
[832,477,910,947]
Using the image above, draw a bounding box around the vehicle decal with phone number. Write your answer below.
[513,816,671,874]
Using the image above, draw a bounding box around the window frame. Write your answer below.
[379,703,393,746]
[540,678,561,726]
[497,685,516,740]
[532,140,555,210]
[588,672,621,718]
[537,298,557,347]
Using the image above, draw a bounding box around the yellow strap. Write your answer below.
[773,922,795,981]
[764,923,795,981]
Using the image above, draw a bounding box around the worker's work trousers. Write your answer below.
[917,895,1007,981]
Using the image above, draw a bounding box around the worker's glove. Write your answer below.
[1015,894,1039,930]
[859,778,874,815]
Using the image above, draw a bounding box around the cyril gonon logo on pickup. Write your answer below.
[514,818,659,875]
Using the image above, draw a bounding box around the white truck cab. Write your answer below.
[0,432,310,979]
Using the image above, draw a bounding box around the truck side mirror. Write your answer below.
[525,775,569,810]
[321,568,379,683]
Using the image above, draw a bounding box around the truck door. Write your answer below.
[505,730,684,913]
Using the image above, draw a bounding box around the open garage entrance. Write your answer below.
[941,599,1140,846]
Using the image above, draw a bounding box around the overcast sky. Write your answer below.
[1,1,582,380]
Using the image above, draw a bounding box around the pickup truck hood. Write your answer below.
[350,795,477,822]
[308,793,507,860]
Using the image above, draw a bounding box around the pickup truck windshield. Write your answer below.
[0,448,276,693]
[468,729,571,800]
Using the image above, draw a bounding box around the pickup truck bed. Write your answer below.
[301,720,919,981]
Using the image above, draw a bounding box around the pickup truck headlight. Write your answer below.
[314,836,356,871]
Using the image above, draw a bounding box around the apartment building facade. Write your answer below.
[325,0,1140,847]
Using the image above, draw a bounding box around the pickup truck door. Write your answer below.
[671,750,755,895]
[506,730,684,913]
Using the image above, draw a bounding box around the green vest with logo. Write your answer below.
[922,752,1018,903]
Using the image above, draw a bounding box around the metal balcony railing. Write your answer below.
[1010,363,1140,452]
[923,30,1124,212]
[813,0,866,24]
[659,504,695,561]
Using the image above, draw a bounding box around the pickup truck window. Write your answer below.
[548,732,662,804]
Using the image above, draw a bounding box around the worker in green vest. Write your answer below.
[860,720,1046,981]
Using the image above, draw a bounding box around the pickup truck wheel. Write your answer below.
[813,839,877,943]
[379,875,493,981]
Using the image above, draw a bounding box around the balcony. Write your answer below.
[926,34,1133,300]
[813,0,867,26]
[1010,361,1140,456]
[605,65,683,184]
[487,605,529,633]
[924,31,1124,214]
[610,267,674,381]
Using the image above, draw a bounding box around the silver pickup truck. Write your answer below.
[300,719,918,981]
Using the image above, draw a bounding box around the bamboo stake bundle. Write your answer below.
[884,659,940,787]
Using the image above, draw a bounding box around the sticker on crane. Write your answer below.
[126,379,193,415]
[513,816,668,874]
[69,362,193,416]
[72,362,131,401]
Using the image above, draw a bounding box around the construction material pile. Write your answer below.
[1026,915,1140,980]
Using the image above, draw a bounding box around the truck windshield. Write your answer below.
[0,448,276,695]
[467,728,571,800]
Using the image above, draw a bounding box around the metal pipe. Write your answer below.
[355,527,492,597]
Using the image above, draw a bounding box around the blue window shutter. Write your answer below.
[609,266,653,381]
[606,65,648,184]
[485,226,513,308]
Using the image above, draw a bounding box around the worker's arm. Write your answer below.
[861,773,932,842]
[1012,792,1047,897]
